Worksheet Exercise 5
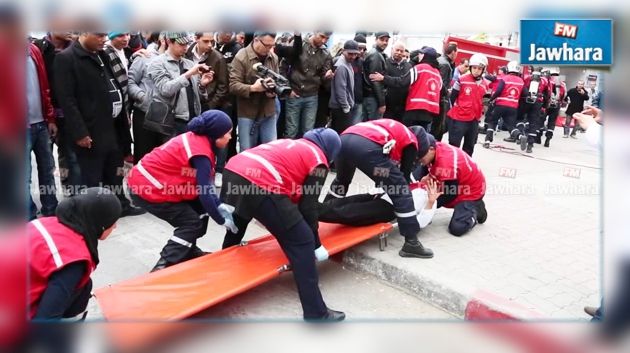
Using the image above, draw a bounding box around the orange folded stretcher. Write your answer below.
[94,222,393,350]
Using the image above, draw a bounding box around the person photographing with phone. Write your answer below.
[148,32,216,136]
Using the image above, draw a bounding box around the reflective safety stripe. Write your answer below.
[496,97,519,103]
[32,219,63,268]
[395,210,418,218]
[327,190,344,198]
[182,133,192,159]
[357,122,390,140]
[170,236,193,248]
[296,140,323,165]
[137,161,164,190]
[241,151,284,183]
[415,69,443,82]
[409,97,440,107]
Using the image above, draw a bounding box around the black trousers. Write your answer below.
[520,102,543,144]
[222,196,328,319]
[330,108,352,135]
[432,98,449,141]
[130,193,209,264]
[446,117,478,156]
[328,134,419,239]
[132,108,168,164]
[74,146,130,208]
[544,107,561,139]
[319,193,395,225]
[403,109,436,132]
[485,106,518,142]
[448,200,484,236]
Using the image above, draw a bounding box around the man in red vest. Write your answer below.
[415,127,487,236]
[327,119,434,259]
[220,128,345,321]
[541,68,566,147]
[369,46,445,132]
[447,53,489,156]
[127,110,236,272]
[483,61,525,148]
[516,67,550,153]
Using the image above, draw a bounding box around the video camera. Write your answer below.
[252,63,292,99]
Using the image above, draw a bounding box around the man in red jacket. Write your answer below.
[27,43,58,220]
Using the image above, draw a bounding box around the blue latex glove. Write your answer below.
[217,203,238,233]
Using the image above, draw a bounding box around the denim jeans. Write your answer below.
[363,96,383,121]
[350,103,363,126]
[284,95,318,138]
[28,122,58,219]
[238,115,278,151]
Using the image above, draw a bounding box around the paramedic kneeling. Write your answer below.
[415,126,487,236]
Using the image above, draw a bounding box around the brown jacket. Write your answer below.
[229,44,279,119]
[185,45,229,110]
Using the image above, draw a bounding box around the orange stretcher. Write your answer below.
[94,222,393,350]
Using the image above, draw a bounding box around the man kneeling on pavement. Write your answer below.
[321,126,487,237]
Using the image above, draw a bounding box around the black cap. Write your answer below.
[375,31,390,39]
[353,34,367,44]
[419,46,439,58]
[343,40,360,54]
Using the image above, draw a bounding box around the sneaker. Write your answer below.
[215,173,223,188]
[151,257,175,272]
[519,135,528,151]
[562,134,569,138]
[399,240,434,258]
[121,205,146,217]
[305,308,346,322]
[476,200,487,224]
[570,134,578,139]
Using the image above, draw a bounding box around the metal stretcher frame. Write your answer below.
[93,222,393,350]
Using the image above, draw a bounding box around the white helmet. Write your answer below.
[506,60,521,73]
[549,67,560,76]
[469,53,488,68]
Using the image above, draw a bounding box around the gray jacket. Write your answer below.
[147,52,205,121]
[329,55,355,112]
[128,52,158,113]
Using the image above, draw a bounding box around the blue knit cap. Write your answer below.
[187,110,233,140]
[409,125,436,158]
[303,128,342,164]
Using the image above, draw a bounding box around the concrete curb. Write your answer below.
[342,239,545,320]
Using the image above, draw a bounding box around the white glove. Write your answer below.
[223,217,239,234]
[314,245,329,262]
[217,203,235,219]
[343,107,350,114]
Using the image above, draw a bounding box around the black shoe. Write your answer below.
[503,137,517,143]
[534,135,542,144]
[519,135,528,151]
[151,257,174,272]
[483,141,490,149]
[544,137,550,147]
[399,240,434,258]
[188,247,211,260]
[570,134,578,139]
[476,200,487,224]
[121,205,146,217]
[584,306,598,318]
[526,143,533,153]
[305,308,346,322]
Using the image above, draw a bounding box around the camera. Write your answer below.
[252,63,292,99]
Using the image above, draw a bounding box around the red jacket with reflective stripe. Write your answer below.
[495,74,525,109]
[405,63,442,114]
[28,217,95,318]
[428,142,486,208]
[524,75,550,103]
[343,119,418,162]
[448,73,489,122]
[225,139,328,203]
[127,132,216,203]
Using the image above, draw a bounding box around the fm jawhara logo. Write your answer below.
[521,19,612,66]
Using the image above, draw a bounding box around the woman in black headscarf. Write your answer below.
[28,187,121,320]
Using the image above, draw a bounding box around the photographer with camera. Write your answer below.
[229,31,280,151]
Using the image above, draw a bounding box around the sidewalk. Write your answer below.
[58,128,599,320]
